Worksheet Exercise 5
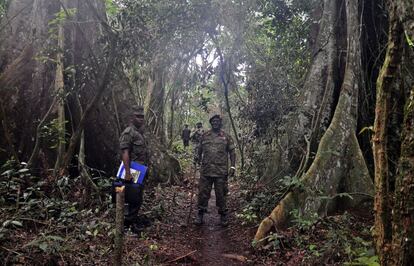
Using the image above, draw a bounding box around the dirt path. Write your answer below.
[192,190,248,265]
[124,173,256,265]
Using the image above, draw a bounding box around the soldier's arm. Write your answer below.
[121,149,132,181]
[119,128,132,181]
[195,136,203,164]
[228,135,236,174]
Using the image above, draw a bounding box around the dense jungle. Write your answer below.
[0,0,413,265]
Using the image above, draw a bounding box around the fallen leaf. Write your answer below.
[222,253,248,262]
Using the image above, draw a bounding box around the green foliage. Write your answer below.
[49,8,77,27]
[150,184,166,219]
[252,231,285,250]
[236,188,279,226]
[405,31,414,47]
[0,0,8,20]
[290,209,319,231]
[236,205,258,225]
[241,0,313,134]
[303,214,377,265]
[253,212,377,264]
[105,0,120,18]
[0,156,114,262]
[282,175,302,188]
[40,118,68,149]
[24,234,66,254]
[48,8,77,37]
[348,256,379,266]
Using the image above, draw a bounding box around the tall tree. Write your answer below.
[254,0,374,243]
[373,0,414,264]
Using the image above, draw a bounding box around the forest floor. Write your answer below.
[120,175,376,266]
[0,162,377,265]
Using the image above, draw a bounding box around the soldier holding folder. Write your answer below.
[119,105,149,233]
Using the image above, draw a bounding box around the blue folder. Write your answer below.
[116,161,147,185]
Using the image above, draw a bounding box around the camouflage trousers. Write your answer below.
[192,143,199,161]
[197,175,228,215]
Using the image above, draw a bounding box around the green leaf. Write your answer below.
[359,126,374,135]
[1,170,13,176]
[39,243,48,251]
[2,220,11,227]
[18,168,29,174]
[11,221,23,227]
[47,235,64,241]
[405,31,414,47]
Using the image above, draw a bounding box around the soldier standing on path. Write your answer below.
[194,115,236,227]
[119,105,149,233]
[190,122,204,160]
[181,124,191,148]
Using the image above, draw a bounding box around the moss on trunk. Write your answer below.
[372,2,403,263]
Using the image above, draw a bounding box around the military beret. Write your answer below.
[132,105,144,115]
[209,114,222,123]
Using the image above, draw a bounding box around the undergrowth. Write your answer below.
[236,170,377,265]
[0,159,163,264]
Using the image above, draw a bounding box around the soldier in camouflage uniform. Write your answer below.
[190,122,204,161]
[119,105,149,232]
[194,115,236,227]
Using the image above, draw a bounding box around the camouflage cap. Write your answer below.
[209,114,222,123]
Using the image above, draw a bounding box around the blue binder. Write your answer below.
[116,161,147,185]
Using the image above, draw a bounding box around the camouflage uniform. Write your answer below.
[197,129,235,215]
[191,127,204,160]
[119,124,149,226]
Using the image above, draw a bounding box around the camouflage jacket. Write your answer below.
[199,129,235,177]
[119,125,149,164]
[191,128,204,143]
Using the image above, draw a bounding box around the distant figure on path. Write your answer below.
[181,124,191,148]
[119,105,149,233]
[191,122,204,160]
[194,115,236,227]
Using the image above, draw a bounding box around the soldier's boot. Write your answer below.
[220,213,228,227]
[194,212,204,226]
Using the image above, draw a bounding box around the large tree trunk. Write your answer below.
[147,63,166,144]
[391,85,414,265]
[391,2,414,260]
[0,0,59,164]
[268,0,343,178]
[254,0,374,244]
[0,0,125,175]
[54,8,66,173]
[374,0,414,264]
[372,1,403,263]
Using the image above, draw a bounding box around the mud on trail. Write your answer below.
[192,191,249,265]
[123,179,257,265]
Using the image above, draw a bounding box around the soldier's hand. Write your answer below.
[125,172,133,182]
[229,167,235,177]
